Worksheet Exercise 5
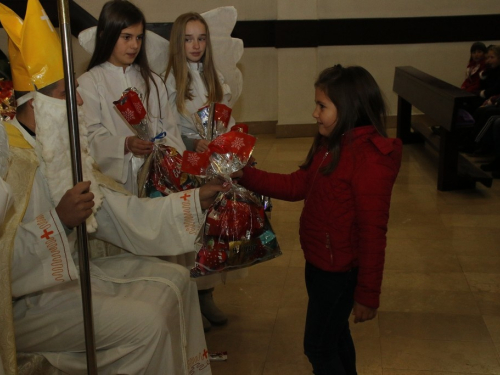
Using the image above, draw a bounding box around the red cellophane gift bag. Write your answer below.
[182,130,282,277]
[114,88,200,197]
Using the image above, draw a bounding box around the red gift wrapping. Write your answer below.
[113,89,146,126]
[152,145,199,195]
[205,197,265,240]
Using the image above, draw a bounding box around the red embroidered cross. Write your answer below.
[180,193,191,201]
[203,349,208,359]
[40,229,54,240]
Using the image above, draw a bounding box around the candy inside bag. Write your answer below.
[138,144,201,198]
[182,130,282,278]
[191,103,232,141]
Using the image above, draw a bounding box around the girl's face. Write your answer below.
[108,22,144,68]
[486,50,500,68]
[471,50,485,63]
[184,20,207,63]
[313,88,338,137]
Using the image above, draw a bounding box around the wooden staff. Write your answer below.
[57,0,98,373]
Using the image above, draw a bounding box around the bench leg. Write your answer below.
[438,127,475,191]
[396,96,423,143]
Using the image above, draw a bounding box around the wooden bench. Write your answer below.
[393,66,492,191]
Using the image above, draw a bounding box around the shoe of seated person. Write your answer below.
[199,288,228,326]
[202,314,212,332]
[492,170,500,179]
[480,158,500,171]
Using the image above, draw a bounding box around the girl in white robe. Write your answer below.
[164,12,235,153]
[164,12,247,330]
[78,0,185,195]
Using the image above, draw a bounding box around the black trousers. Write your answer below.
[303,262,358,375]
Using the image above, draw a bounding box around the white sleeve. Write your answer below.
[94,187,204,256]
[218,71,236,130]
[11,208,78,298]
[78,74,131,184]
[156,77,186,153]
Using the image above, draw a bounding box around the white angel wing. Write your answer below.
[78,6,243,105]
[201,6,244,105]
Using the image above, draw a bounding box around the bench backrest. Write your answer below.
[393,66,477,131]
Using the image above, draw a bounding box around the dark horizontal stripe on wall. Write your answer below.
[1,2,499,48]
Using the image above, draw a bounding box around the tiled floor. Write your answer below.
[206,130,500,375]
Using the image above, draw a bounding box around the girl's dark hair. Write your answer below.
[87,0,159,114]
[470,41,487,54]
[301,65,388,175]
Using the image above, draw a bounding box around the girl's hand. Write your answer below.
[230,170,243,180]
[198,180,231,209]
[125,136,154,156]
[194,139,210,153]
[352,301,377,323]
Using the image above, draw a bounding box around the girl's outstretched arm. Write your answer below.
[237,165,308,202]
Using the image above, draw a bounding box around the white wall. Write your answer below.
[2,0,500,128]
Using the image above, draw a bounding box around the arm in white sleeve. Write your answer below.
[78,77,131,185]
[11,208,78,298]
[94,187,204,256]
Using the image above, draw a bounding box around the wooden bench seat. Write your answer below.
[393,66,492,191]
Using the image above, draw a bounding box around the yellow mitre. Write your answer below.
[0,3,33,92]
[21,0,64,89]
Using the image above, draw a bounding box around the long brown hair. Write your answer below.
[301,65,388,175]
[88,0,160,116]
[164,12,223,115]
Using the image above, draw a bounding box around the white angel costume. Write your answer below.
[0,92,211,375]
[165,62,235,151]
[78,63,185,195]
[164,7,244,151]
[78,7,246,290]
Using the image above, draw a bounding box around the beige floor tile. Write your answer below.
[206,304,277,334]
[266,331,307,363]
[263,359,312,375]
[385,238,457,255]
[273,307,307,334]
[379,311,491,341]
[473,290,500,315]
[459,256,500,273]
[379,289,480,315]
[384,252,462,273]
[465,273,500,293]
[289,251,306,267]
[484,315,500,343]
[210,361,265,375]
[382,271,471,292]
[205,330,273,364]
[213,283,284,309]
[383,370,478,375]
[381,337,500,373]
[440,213,500,228]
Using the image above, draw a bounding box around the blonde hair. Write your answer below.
[165,12,223,115]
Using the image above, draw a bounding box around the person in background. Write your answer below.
[461,41,487,94]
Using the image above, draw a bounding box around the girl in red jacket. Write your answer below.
[234,65,402,375]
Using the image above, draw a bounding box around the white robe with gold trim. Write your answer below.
[4,120,211,375]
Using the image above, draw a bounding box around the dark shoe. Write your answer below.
[202,314,212,332]
[199,288,228,326]
[492,170,500,179]
[480,158,500,171]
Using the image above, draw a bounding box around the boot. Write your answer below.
[198,288,228,326]
[202,314,211,332]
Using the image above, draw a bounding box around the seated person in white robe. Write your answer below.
[0,1,226,373]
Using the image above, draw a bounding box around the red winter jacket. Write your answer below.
[239,126,402,308]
